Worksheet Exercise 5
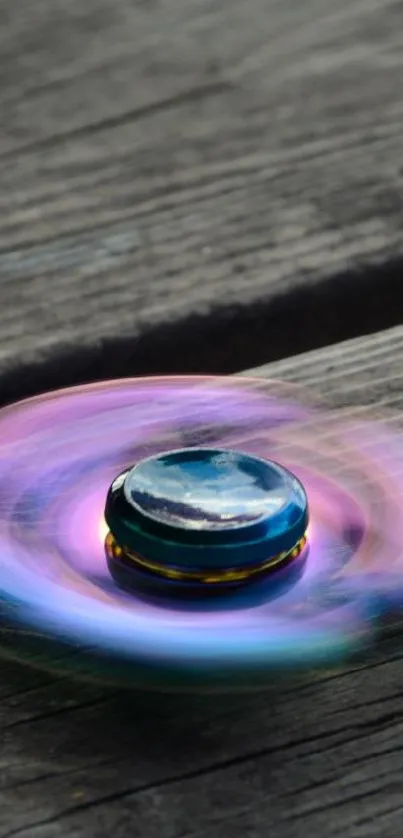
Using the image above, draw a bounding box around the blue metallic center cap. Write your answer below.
[105,448,309,591]
[123,448,292,532]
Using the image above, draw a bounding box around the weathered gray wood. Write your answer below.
[2,0,403,834]
[2,326,403,838]
[1,0,403,398]
[249,323,403,410]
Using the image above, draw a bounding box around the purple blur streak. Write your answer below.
[0,376,401,689]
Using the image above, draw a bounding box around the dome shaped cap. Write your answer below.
[104,448,309,573]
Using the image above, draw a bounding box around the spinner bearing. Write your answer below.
[104,447,309,595]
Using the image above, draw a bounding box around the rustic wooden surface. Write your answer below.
[1,0,403,402]
[2,0,403,835]
[0,326,403,838]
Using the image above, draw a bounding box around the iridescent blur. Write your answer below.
[0,376,400,689]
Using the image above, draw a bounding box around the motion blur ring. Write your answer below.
[0,375,400,691]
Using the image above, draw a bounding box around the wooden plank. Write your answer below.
[1,0,403,394]
[2,326,403,837]
[248,323,403,410]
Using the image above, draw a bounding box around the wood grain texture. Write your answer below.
[249,323,403,411]
[2,326,403,838]
[2,0,403,834]
[1,0,403,383]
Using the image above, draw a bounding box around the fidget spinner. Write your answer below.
[0,375,402,691]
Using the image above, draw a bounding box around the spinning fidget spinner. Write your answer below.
[0,375,402,690]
